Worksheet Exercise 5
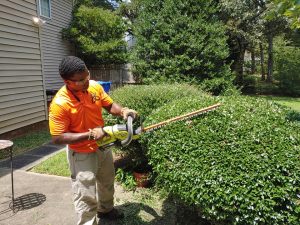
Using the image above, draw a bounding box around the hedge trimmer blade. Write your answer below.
[142,103,221,132]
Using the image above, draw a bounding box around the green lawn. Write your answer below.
[30,150,70,177]
[256,96,300,112]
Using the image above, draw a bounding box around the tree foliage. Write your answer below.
[274,36,300,96]
[271,0,300,29]
[130,0,234,95]
[63,1,127,65]
[117,0,142,35]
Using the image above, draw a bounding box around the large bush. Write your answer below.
[107,84,299,223]
[141,95,300,224]
[131,0,234,95]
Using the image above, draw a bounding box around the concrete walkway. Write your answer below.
[0,143,76,225]
[0,143,177,225]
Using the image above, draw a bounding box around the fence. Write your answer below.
[89,64,135,91]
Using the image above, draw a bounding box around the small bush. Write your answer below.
[142,95,300,224]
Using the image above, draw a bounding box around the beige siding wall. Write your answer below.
[0,0,46,135]
[40,0,74,91]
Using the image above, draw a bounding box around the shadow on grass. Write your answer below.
[100,195,176,225]
[100,195,213,225]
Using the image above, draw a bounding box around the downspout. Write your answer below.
[35,0,48,120]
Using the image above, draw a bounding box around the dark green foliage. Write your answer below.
[131,0,234,95]
[142,94,300,224]
[241,75,281,95]
[274,44,300,96]
[62,5,127,65]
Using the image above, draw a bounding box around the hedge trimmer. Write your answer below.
[96,103,221,149]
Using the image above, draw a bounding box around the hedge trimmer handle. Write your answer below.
[121,115,133,146]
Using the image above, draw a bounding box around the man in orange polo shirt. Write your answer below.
[49,56,137,225]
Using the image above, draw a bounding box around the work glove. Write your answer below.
[88,127,107,141]
[121,107,138,120]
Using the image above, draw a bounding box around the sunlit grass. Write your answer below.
[265,96,300,112]
[256,96,300,112]
[30,150,70,177]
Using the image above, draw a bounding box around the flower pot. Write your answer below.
[133,171,150,188]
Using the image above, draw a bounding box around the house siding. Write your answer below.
[0,0,46,135]
[40,0,74,91]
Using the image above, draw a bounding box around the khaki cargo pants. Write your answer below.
[67,146,115,225]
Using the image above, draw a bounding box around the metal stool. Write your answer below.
[0,140,14,209]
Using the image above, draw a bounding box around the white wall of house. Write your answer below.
[0,0,46,135]
[39,0,74,91]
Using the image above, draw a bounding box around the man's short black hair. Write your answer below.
[59,56,87,80]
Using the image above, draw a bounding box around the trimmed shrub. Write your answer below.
[109,84,206,118]
[104,83,208,164]
[142,95,300,224]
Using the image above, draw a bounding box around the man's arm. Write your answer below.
[52,128,106,145]
[51,132,90,145]
[103,102,123,117]
[103,102,138,120]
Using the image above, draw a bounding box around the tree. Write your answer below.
[263,16,288,82]
[117,0,142,35]
[63,1,127,65]
[131,0,233,95]
[219,0,267,84]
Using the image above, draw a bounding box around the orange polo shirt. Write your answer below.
[49,80,113,153]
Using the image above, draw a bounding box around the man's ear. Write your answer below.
[63,80,69,85]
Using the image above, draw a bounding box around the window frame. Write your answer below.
[38,0,52,19]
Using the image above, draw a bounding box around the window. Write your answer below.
[39,0,51,18]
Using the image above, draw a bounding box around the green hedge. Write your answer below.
[142,95,300,224]
[107,84,300,224]
[109,84,206,118]
[105,83,207,157]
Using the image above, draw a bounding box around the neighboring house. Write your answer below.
[0,0,74,135]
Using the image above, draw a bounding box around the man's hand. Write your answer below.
[89,127,107,140]
[121,107,138,120]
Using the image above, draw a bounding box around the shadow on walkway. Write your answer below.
[0,193,46,222]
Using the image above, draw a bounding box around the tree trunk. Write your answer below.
[259,42,265,81]
[231,42,246,85]
[267,34,273,83]
[250,47,256,74]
